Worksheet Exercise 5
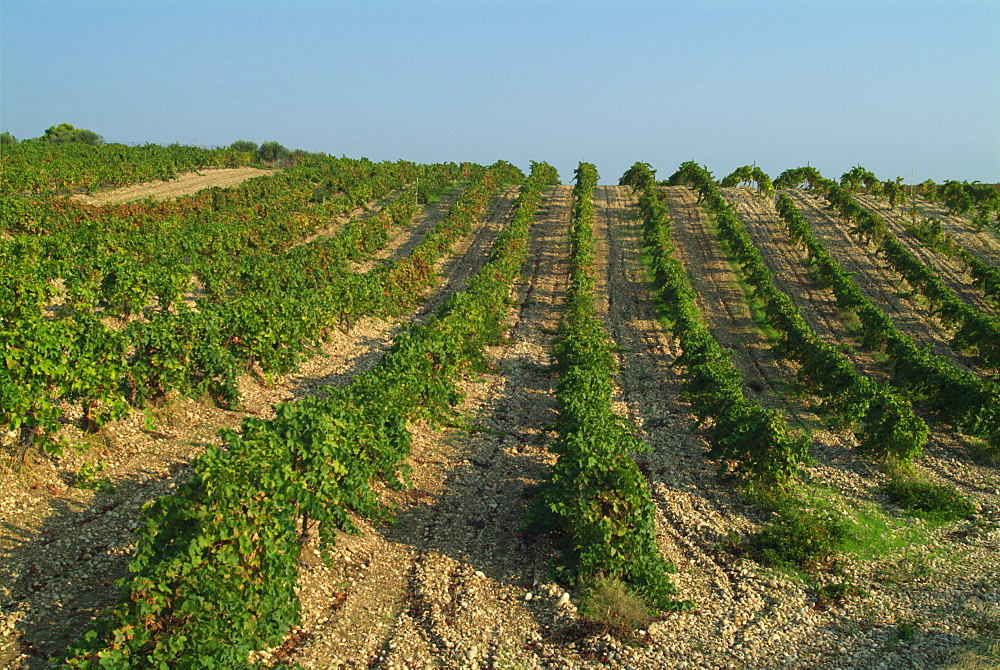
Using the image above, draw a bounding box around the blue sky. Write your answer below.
[2,0,998,184]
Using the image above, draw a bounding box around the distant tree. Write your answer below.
[229,139,258,153]
[41,123,104,145]
[257,140,291,164]
[1,131,17,145]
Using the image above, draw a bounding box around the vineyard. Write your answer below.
[1,145,999,669]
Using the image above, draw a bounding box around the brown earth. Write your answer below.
[70,167,277,205]
[854,194,997,317]
[664,187,801,414]
[906,199,1000,267]
[2,186,999,669]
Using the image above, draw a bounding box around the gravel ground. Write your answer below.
[2,185,998,669]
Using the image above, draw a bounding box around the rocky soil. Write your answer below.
[2,185,998,669]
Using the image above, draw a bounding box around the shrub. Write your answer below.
[257,140,292,165]
[748,502,848,569]
[40,123,104,145]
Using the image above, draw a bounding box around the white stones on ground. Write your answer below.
[556,592,570,607]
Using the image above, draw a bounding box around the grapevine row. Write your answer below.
[1,159,483,460]
[771,178,1000,451]
[1,142,256,195]
[902,215,1000,306]
[823,181,1000,370]
[527,162,690,612]
[629,162,808,487]
[686,163,927,462]
[61,161,558,667]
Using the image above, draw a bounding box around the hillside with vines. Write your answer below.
[1,144,998,669]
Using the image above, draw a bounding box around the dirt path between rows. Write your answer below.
[854,194,997,317]
[70,167,278,205]
[786,191,986,376]
[723,189,881,380]
[0,189,514,668]
[411,186,522,325]
[907,199,1000,266]
[664,187,803,417]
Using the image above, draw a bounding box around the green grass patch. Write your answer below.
[834,305,863,333]
[745,493,848,569]
[742,480,938,572]
[883,472,975,523]
[637,246,681,335]
[794,481,934,560]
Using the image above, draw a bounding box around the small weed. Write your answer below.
[887,621,918,649]
[816,581,863,609]
[440,414,502,436]
[74,459,111,490]
[577,577,656,634]
[875,549,933,585]
[717,529,745,557]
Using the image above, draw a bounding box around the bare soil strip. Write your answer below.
[854,194,997,316]
[786,191,984,374]
[70,167,278,205]
[0,190,515,668]
[411,186,522,325]
[347,188,464,274]
[722,189,881,380]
